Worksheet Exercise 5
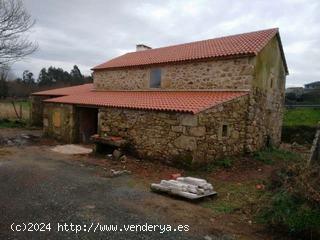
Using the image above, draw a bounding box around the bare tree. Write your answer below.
[0,64,9,98]
[0,0,37,66]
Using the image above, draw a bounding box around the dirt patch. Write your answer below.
[51,144,93,155]
[74,154,186,183]
[0,149,11,157]
[207,157,273,182]
[69,153,280,239]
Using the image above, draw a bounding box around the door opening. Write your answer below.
[77,107,98,143]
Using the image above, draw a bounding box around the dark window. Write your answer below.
[270,78,274,88]
[222,124,228,137]
[150,68,161,88]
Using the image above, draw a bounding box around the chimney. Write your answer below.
[136,44,152,52]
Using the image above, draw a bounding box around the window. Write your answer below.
[150,68,161,88]
[222,124,228,137]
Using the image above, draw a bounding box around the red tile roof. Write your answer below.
[93,28,288,73]
[44,91,249,114]
[32,83,94,96]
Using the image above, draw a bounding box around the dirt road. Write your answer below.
[0,129,218,240]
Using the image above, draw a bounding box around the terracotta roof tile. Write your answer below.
[32,84,93,96]
[44,91,249,114]
[93,28,283,70]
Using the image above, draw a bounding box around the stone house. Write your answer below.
[31,28,288,166]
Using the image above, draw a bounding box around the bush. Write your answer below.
[258,157,320,239]
[260,191,320,237]
[0,118,26,128]
[281,125,316,144]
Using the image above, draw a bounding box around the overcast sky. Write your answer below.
[11,0,320,87]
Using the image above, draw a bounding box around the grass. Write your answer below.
[0,118,27,128]
[284,108,320,127]
[253,148,301,165]
[282,108,320,144]
[213,158,234,169]
[0,100,30,120]
[202,180,263,216]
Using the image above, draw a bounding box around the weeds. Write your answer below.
[0,118,27,128]
[253,147,300,165]
[257,151,320,239]
[214,158,233,169]
[202,181,263,215]
[258,191,320,237]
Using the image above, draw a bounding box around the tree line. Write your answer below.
[0,65,92,99]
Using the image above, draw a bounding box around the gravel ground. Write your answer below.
[0,141,202,240]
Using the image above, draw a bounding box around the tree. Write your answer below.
[38,68,51,86]
[0,0,37,66]
[70,65,84,84]
[0,65,9,98]
[22,70,35,85]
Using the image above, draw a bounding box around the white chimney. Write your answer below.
[136,44,152,51]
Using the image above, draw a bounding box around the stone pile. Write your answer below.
[151,177,217,199]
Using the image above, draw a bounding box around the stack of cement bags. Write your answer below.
[151,177,217,199]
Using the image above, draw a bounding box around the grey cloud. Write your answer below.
[11,0,320,86]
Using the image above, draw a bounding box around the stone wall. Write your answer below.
[30,95,50,126]
[245,36,287,151]
[93,57,254,90]
[98,95,249,166]
[43,103,76,142]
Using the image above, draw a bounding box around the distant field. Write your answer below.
[282,107,320,144]
[0,100,30,120]
[283,107,320,127]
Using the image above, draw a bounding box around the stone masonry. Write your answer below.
[41,35,287,166]
[98,96,248,166]
[94,58,254,90]
[43,103,76,143]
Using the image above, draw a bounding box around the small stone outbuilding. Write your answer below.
[31,28,288,166]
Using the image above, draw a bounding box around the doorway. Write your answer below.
[76,107,98,143]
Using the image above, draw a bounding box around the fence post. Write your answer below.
[308,122,320,166]
[19,104,22,119]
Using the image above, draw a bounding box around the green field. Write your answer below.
[282,107,320,144]
[283,108,320,127]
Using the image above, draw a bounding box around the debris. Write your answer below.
[0,134,40,146]
[119,155,127,163]
[170,173,181,180]
[110,169,131,177]
[21,134,30,139]
[151,177,217,200]
[112,149,122,160]
[204,236,212,240]
[51,144,93,155]
[255,184,265,190]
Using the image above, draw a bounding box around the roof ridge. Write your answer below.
[125,28,279,55]
[92,28,286,72]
